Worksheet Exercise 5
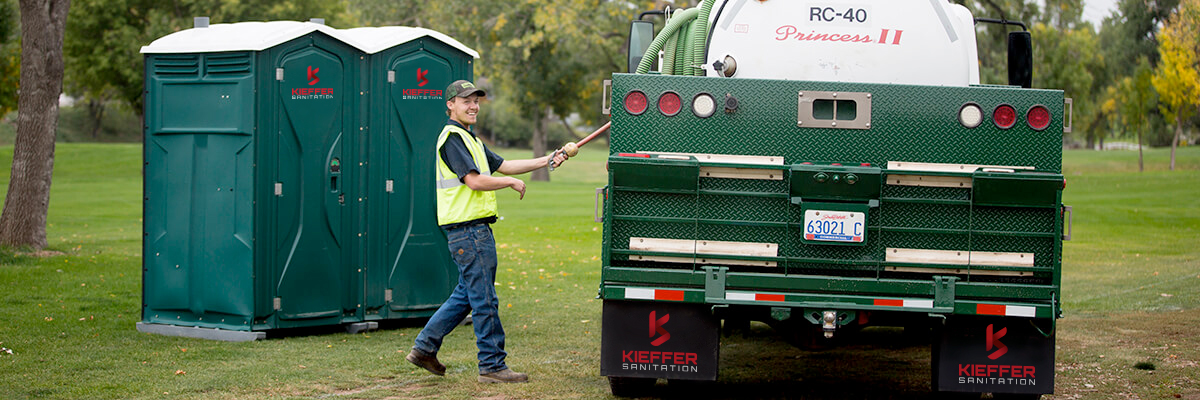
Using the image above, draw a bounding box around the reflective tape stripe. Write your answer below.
[726,292,754,301]
[874,298,934,309]
[624,288,685,301]
[625,288,655,300]
[908,299,934,308]
[1007,305,1037,317]
[435,170,492,189]
[976,303,1038,317]
[726,292,784,302]
[758,294,785,302]
[437,178,462,189]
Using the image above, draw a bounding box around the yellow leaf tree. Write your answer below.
[1151,0,1200,171]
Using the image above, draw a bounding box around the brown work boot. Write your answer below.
[405,349,446,376]
[478,368,529,383]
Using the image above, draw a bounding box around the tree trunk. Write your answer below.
[530,108,549,182]
[1137,130,1144,173]
[560,116,580,141]
[87,98,104,139]
[0,0,69,250]
[1170,116,1181,171]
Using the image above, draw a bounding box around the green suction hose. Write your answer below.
[689,0,715,76]
[634,7,699,74]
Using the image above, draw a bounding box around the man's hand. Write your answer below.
[462,172,526,199]
[549,150,570,169]
[507,177,526,200]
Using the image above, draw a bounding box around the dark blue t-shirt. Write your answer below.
[440,120,505,182]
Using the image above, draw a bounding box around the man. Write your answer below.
[405,80,569,383]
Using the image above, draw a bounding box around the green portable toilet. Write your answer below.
[336,27,479,321]
[138,20,477,341]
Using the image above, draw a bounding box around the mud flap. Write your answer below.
[600,300,720,381]
[933,316,1055,395]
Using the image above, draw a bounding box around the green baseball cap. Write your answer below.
[445,80,486,101]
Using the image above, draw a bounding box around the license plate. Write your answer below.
[803,210,866,243]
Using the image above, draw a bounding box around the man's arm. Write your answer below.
[463,172,527,199]
[495,152,569,175]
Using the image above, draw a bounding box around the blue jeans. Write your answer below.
[413,223,507,374]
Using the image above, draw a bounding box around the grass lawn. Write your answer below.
[0,143,1197,399]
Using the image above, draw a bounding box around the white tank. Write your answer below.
[704,0,980,86]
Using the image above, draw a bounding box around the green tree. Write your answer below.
[1108,58,1157,171]
[0,0,18,117]
[1151,0,1200,170]
[1093,0,1180,148]
[954,0,1042,85]
[1039,0,1084,29]
[63,0,353,119]
[1101,0,1180,77]
[347,0,426,27]
[427,0,633,181]
[1031,22,1100,144]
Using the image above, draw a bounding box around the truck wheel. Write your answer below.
[721,318,750,336]
[608,376,655,397]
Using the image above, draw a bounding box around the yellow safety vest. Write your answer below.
[435,124,498,226]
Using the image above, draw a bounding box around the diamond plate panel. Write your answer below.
[972,206,1056,233]
[879,203,970,231]
[696,224,786,245]
[612,74,1063,172]
[880,231,964,252]
[611,219,696,249]
[699,193,786,222]
[612,191,696,219]
[700,177,788,193]
[970,234,1055,268]
[882,185,971,201]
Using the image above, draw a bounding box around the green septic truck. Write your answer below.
[596,1,1071,398]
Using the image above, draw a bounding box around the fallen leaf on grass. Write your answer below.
[1161,293,1174,297]
[175,370,186,375]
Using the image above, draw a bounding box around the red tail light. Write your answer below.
[658,92,682,116]
[993,104,1017,129]
[1027,105,1051,131]
[624,91,648,115]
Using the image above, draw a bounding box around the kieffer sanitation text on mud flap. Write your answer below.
[600,301,719,381]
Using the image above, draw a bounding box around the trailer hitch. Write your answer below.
[820,311,838,338]
[803,309,856,338]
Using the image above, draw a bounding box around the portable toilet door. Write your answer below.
[262,27,366,329]
[339,27,479,320]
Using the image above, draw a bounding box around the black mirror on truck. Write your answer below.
[628,20,655,73]
[1008,30,1033,88]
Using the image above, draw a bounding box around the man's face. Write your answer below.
[447,94,481,126]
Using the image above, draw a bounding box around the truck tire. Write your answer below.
[608,376,655,397]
